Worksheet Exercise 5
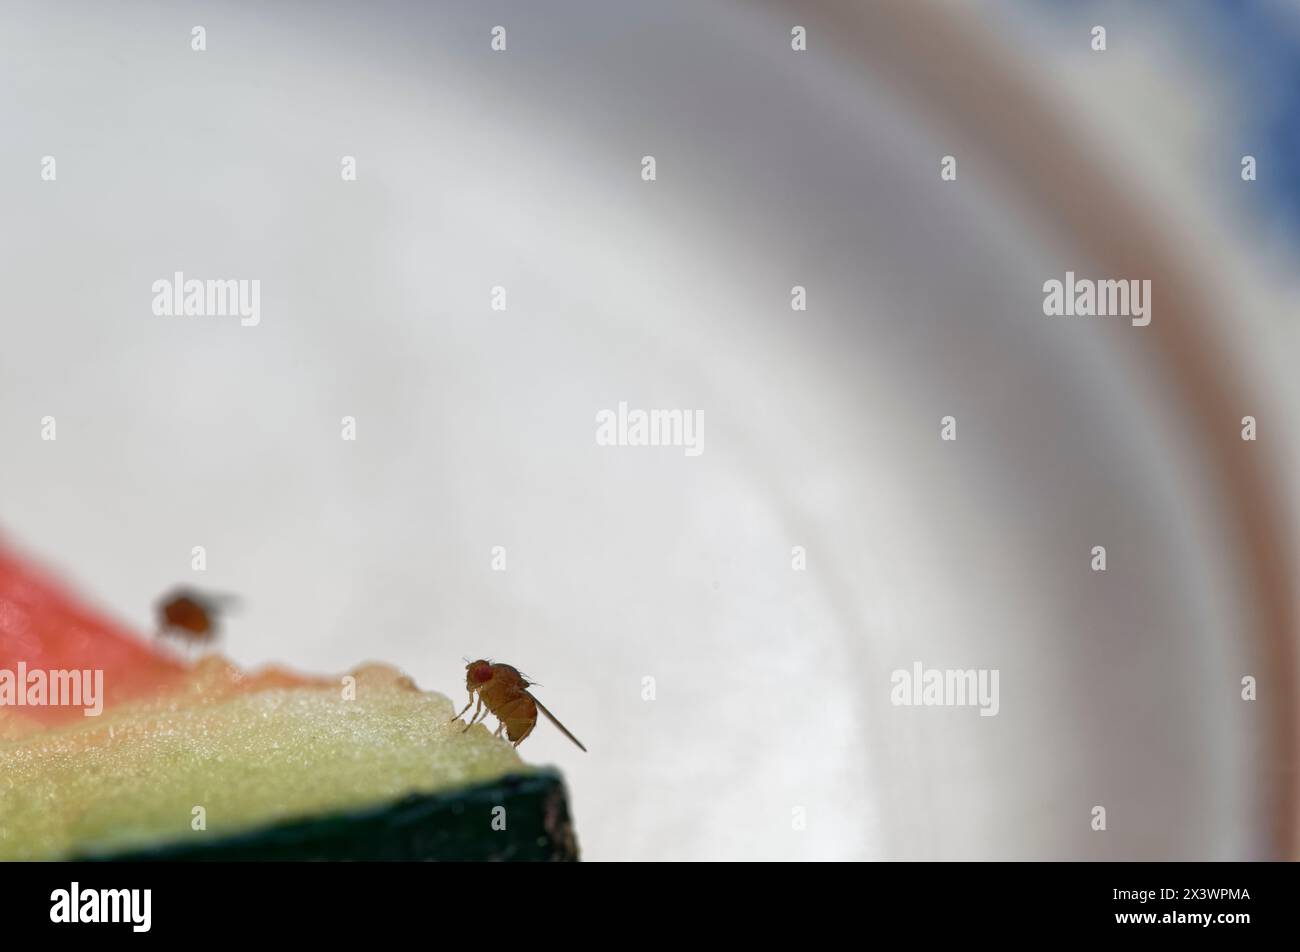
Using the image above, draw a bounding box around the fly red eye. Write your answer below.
[472,665,493,683]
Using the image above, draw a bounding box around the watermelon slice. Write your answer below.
[0,541,579,861]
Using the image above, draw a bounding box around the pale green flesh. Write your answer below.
[0,664,524,860]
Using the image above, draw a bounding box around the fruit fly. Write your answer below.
[452,659,587,752]
[155,588,240,647]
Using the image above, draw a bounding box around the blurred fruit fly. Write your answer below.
[155,588,241,646]
[452,659,587,752]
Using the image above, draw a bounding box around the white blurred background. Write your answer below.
[2,0,1297,859]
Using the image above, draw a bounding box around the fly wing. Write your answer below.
[528,693,587,752]
[204,592,245,612]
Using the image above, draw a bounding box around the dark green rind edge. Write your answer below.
[71,770,579,862]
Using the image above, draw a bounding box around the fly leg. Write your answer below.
[460,696,484,732]
[450,692,476,723]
